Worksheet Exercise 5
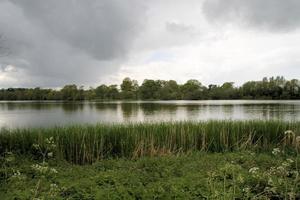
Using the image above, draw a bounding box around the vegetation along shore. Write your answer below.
[0,76,299,101]
[1,120,300,199]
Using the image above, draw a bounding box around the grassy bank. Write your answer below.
[1,152,300,199]
[1,121,300,199]
[1,121,300,164]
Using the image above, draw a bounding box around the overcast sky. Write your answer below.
[0,0,300,88]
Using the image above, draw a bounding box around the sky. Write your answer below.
[0,0,300,88]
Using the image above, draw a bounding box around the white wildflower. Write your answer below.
[50,168,58,174]
[47,152,53,157]
[242,187,250,193]
[32,144,40,150]
[237,174,244,183]
[50,183,58,188]
[31,164,49,174]
[272,148,281,156]
[249,167,259,174]
[282,161,291,168]
[12,170,21,177]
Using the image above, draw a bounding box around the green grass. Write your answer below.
[1,121,300,199]
[1,120,300,164]
[1,152,300,199]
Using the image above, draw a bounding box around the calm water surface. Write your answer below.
[0,100,299,128]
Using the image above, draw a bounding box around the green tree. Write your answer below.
[107,85,120,99]
[85,87,96,100]
[61,84,79,101]
[241,81,257,99]
[0,76,299,101]
[95,85,109,99]
[220,82,237,99]
[181,80,205,100]
[159,80,181,100]
[120,77,139,99]
[139,79,162,100]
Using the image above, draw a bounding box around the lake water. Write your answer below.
[0,100,299,128]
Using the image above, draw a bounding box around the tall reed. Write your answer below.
[1,121,299,164]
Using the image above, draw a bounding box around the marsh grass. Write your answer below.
[1,121,300,164]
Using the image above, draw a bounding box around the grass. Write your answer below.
[1,120,300,199]
[1,152,300,199]
[1,120,300,164]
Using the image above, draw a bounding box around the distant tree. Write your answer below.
[61,84,79,101]
[85,87,96,100]
[241,81,257,99]
[46,89,62,100]
[288,79,300,99]
[95,84,109,99]
[181,79,205,100]
[107,85,120,99]
[220,82,237,99]
[159,80,181,100]
[76,86,85,100]
[120,77,139,99]
[139,79,162,100]
[0,76,299,101]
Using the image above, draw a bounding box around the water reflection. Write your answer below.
[62,103,84,113]
[120,103,139,122]
[0,100,299,128]
[0,102,56,110]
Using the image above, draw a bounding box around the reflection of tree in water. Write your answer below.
[262,105,270,119]
[93,103,118,110]
[2,102,56,111]
[269,104,295,120]
[243,104,296,120]
[221,105,234,115]
[185,104,204,112]
[260,104,281,120]
[121,103,139,119]
[140,103,177,115]
[62,103,84,113]
[290,104,297,119]
[242,104,271,119]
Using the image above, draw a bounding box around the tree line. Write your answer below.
[0,76,299,101]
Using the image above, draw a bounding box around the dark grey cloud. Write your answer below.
[0,0,299,87]
[203,0,300,31]
[165,21,194,34]
[0,0,146,87]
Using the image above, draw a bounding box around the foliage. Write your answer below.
[139,79,162,100]
[0,137,59,199]
[120,77,139,99]
[1,121,300,164]
[61,85,84,101]
[1,152,299,199]
[181,79,205,100]
[1,76,299,101]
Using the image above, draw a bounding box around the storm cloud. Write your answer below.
[203,0,300,32]
[0,0,145,87]
[0,0,299,87]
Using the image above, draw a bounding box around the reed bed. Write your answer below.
[1,121,299,164]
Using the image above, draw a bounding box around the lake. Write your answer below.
[0,100,299,128]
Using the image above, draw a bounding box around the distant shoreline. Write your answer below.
[1,76,299,101]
